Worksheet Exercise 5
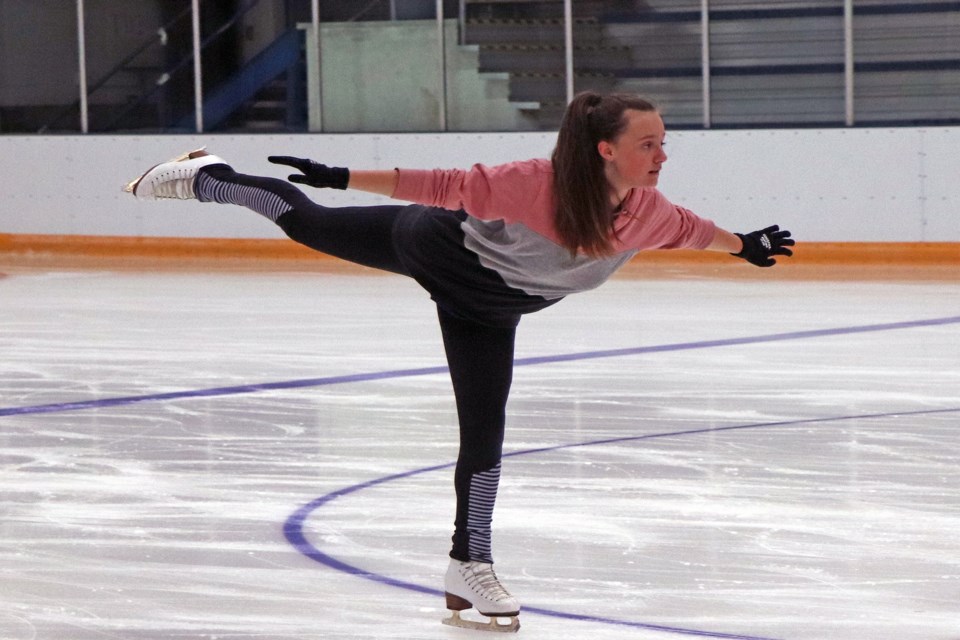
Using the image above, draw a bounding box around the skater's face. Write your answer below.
[598,109,668,200]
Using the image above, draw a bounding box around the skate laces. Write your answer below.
[150,166,196,199]
[463,563,513,602]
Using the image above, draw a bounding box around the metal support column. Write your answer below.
[701,0,711,129]
[191,0,204,132]
[437,0,448,130]
[77,0,89,133]
[564,0,574,103]
[312,0,323,131]
[844,0,855,126]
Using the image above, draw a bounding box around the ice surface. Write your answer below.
[1,270,958,640]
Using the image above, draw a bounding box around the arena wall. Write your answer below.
[0,128,957,261]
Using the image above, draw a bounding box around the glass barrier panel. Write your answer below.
[852,0,960,126]
[5,0,960,134]
[79,0,195,132]
[39,0,307,134]
[300,1,450,132]
[582,0,705,129]
[456,0,567,131]
[1,1,83,133]
[708,0,845,127]
[201,0,302,133]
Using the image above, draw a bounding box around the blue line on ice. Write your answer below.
[2,315,958,417]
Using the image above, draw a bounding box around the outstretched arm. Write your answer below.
[705,227,743,254]
[347,170,398,196]
[267,156,544,222]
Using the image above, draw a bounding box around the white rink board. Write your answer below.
[0,127,957,241]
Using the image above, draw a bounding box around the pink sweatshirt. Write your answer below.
[393,158,716,252]
[387,158,717,302]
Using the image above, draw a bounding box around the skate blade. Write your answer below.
[442,610,519,633]
[122,147,207,193]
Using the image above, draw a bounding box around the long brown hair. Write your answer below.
[551,92,658,257]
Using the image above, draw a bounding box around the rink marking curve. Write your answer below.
[5,314,957,637]
[2,314,958,418]
[283,406,957,640]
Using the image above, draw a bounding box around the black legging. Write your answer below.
[199,165,514,563]
[437,307,515,562]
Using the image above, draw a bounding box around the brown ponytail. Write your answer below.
[551,92,658,257]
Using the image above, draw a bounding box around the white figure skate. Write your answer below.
[442,559,520,633]
[123,148,225,200]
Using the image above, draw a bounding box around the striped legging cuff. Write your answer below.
[466,463,501,563]
[196,167,294,222]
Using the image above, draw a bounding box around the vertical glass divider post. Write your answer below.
[701,0,711,129]
[192,0,203,132]
[437,0,448,131]
[312,0,323,131]
[77,0,89,133]
[844,0,855,126]
[564,0,574,104]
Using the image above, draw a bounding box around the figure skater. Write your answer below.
[125,92,794,632]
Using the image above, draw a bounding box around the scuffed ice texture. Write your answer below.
[1,271,958,639]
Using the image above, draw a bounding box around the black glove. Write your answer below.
[268,155,349,189]
[732,225,795,267]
